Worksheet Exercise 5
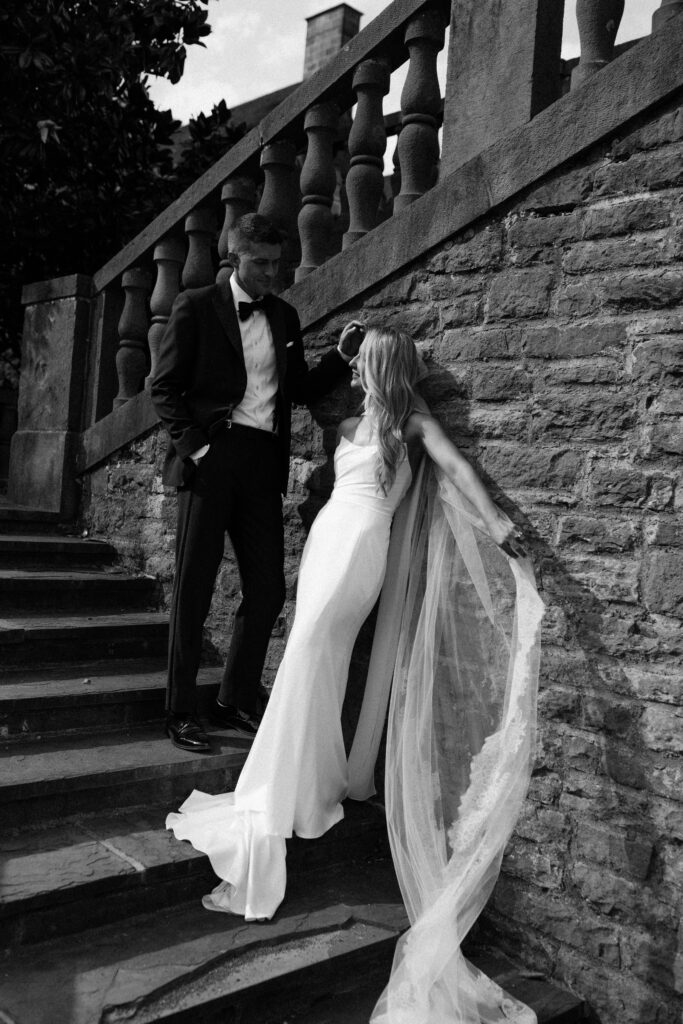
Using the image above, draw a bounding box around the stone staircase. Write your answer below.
[0,507,586,1023]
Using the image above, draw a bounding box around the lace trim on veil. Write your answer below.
[348,459,544,1024]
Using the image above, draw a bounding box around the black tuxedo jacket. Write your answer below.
[151,282,348,492]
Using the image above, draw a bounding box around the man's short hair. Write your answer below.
[230,213,282,251]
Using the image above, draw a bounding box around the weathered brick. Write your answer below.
[650,758,683,802]
[630,337,683,382]
[554,281,602,317]
[643,549,683,616]
[574,821,654,881]
[557,945,675,1024]
[562,732,602,773]
[563,234,670,276]
[518,164,594,213]
[613,103,683,157]
[486,267,555,321]
[469,364,530,401]
[479,444,581,489]
[650,388,683,416]
[502,837,564,889]
[508,211,580,261]
[467,406,528,440]
[437,327,521,361]
[557,513,637,551]
[641,705,683,753]
[563,553,640,603]
[438,294,481,328]
[523,320,627,358]
[426,274,483,302]
[580,196,672,239]
[534,359,620,386]
[603,269,683,312]
[428,226,503,273]
[620,928,680,991]
[594,142,683,194]
[643,420,683,457]
[645,474,676,511]
[621,664,683,706]
[587,461,648,508]
[530,389,634,442]
[645,516,683,547]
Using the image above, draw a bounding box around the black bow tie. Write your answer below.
[238,300,264,321]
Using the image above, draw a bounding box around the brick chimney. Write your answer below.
[304,4,362,78]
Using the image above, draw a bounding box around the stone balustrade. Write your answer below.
[571,0,625,90]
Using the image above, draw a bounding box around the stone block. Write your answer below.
[523,320,627,358]
[437,327,521,361]
[603,745,649,791]
[554,281,602,317]
[562,553,640,604]
[557,513,637,552]
[486,268,555,321]
[502,837,564,890]
[534,359,620,386]
[467,406,529,440]
[470,365,530,402]
[643,550,683,616]
[531,389,634,443]
[613,102,683,158]
[603,269,683,312]
[645,474,676,511]
[428,227,504,273]
[645,517,683,547]
[643,421,683,458]
[594,141,683,195]
[622,664,683,706]
[8,429,80,516]
[574,820,654,881]
[641,705,683,753]
[563,234,670,276]
[538,686,580,723]
[587,461,648,508]
[651,758,683,802]
[427,275,483,302]
[439,294,481,328]
[631,337,683,382]
[562,732,602,773]
[479,443,581,489]
[508,211,580,257]
[518,164,595,213]
[580,196,672,239]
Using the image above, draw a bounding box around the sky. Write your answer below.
[148,0,662,125]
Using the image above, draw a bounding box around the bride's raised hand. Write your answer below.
[487,506,527,559]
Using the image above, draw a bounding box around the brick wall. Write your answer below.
[82,93,683,1023]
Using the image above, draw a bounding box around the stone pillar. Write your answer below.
[342,59,390,249]
[303,4,362,78]
[571,0,625,90]
[146,237,185,387]
[9,275,92,517]
[217,178,257,286]
[440,0,565,178]
[296,103,339,281]
[259,139,301,288]
[182,206,217,289]
[114,267,153,408]
[652,0,683,32]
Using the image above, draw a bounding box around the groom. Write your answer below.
[152,213,362,752]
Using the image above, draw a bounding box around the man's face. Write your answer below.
[232,241,281,298]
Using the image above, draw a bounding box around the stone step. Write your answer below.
[0,502,64,533]
[0,800,392,948]
[0,664,221,742]
[0,533,117,568]
[0,858,406,1024]
[0,857,585,1024]
[0,611,169,668]
[0,724,255,825]
[0,568,161,612]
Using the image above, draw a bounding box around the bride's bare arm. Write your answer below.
[405,412,527,558]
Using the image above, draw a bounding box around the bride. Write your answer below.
[167,326,544,1023]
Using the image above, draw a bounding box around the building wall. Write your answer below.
[82,91,683,1024]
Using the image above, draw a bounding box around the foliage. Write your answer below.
[0,0,246,357]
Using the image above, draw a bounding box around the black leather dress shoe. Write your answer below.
[210,702,259,736]
[166,715,211,753]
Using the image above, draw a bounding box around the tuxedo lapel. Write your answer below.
[211,285,244,362]
[263,295,287,388]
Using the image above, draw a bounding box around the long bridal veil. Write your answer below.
[348,460,545,1023]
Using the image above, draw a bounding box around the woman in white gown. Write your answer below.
[167,327,544,1023]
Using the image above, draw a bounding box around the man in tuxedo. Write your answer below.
[152,213,362,752]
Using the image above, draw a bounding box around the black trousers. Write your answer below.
[167,425,286,717]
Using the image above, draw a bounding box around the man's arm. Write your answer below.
[151,292,209,459]
[286,311,363,406]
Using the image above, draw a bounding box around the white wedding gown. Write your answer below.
[166,435,412,921]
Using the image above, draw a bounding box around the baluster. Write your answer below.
[652,0,683,31]
[145,237,185,388]
[571,0,625,90]
[217,177,257,286]
[114,267,152,407]
[182,206,216,289]
[394,8,445,214]
[343,59,390,249]
[296,104,339,281]
[258,139,301,287]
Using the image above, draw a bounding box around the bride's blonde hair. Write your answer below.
[359,326,420,495]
